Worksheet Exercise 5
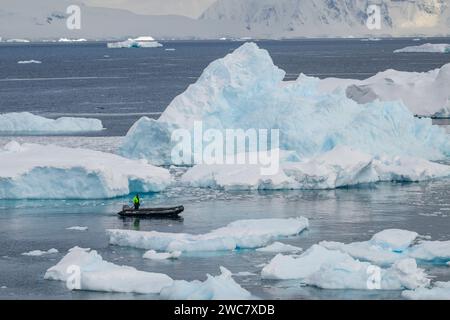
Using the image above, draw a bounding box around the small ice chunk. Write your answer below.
[17,60,41,64]
[66,226,88,231]
[22,248,58,256]
[370,229,419,252]
[256,242,302,253]
[160,267,252,300]
[402,282,450,300]
[143,250,182,260]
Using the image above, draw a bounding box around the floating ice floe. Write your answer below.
[0,112,103,134]
[143,250,182,260]
[160,267,252,300]
[6,39,30,43]
[0,142,172,199]
[402,282,450,300]
[58,38,87,43]
[256,242,302,253]
[180,147,450,190]
[320,229,450,266]
[108,217,309,252]
[394,43,450,53]
[22,248,58,256]
[107,36,162,49]
[261,245,429,290]
[17,60,41,64]
[119,42,450,166]
[46,247,251,299]
[66,226,88,231]
[44,247,174,294]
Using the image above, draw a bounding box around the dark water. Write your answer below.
[1,38,450,136]
[0,39,449,300]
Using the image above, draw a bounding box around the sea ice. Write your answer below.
[108,217,309,252]
[66,226,88,231]
[17,60,41,64]
[256,242,302,253]
[402,281,450,300]
[143,250,182,260]
[160,267,252,300]
[0,142,172,199]
[22,248,58,256]
[44,247,174,294]
[0,112,103,134]
[394,43,450,53]
[119,43,450,165]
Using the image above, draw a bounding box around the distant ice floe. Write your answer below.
[17,60,41,64]
[45,247,252,299]
[58,38,87,43]
[402,282,450,300]
[180,147,450,191]
[22,248,58,256]
[119,43,450,168]
[107,36,162,49]
[108,217,309,252]
[394,43,450,53]
[66,226,88,231]
[256,242,302,253]
[6,39,30,43]
[143,250,181,260]
[0,142,172,199]
[0,112,103,135]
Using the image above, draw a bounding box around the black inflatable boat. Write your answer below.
[118,205,184,218]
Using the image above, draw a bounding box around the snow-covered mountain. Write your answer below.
[200,0,450,38]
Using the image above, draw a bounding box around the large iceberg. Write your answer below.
[108,217,309,252]
[107,36,162,49]
[261,245,429,290]
[0,112,104,134]
[180,147,450,190]
[44,247,174,294]
[119,43,450,166]
[0,142,171,199]
[394,43,450,53]
[319,63,450,117]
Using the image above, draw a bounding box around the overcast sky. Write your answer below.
[83,0,217,18]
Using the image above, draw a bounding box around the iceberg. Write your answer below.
[44,247,174,294]
[119,43,450,166]
[261,245,429,290]
[180,147,450,190]
[0,142,172,199]
[394,43,450,53]
[319,63,450,117]
[402,282,450,300]
[66,226,88,231]
[0,112,104,134]
[108,217,309,252]
[320,229,450,265]
[17,60,41,64]
[160,267,252,300]
[143,250,182,260]
[107,37,162,49]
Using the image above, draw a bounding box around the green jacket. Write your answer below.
[133,196,140,204]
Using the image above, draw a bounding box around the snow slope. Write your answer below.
[108,217,309,252]
[0,112,104,135]
[120,43,450,167]
[0,141,171,199]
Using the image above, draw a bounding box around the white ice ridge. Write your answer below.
[261,245,429,290]
[107,36,162,49]
[46,247,252,299]
[108,217,309,252]
[17,60,41,64]
[394,43,450,53]
[44,247,174,294]
[180,147,450,190]
[0,112,104,134]
[320,229,450,266]
[0,142,172,199]
[119,42,450,165]
[22,248,58,256]
[402,282,450,300]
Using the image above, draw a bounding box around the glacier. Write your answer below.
[261,245,429,290]
[0,112,104,134]
[119,43,450,168]
[394,43,450,53]
[107,217,309,252]
[0,141,172,199]
[107,37,162,49]
[180,147,450,190]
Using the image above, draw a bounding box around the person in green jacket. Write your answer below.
[133,194,140,210]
